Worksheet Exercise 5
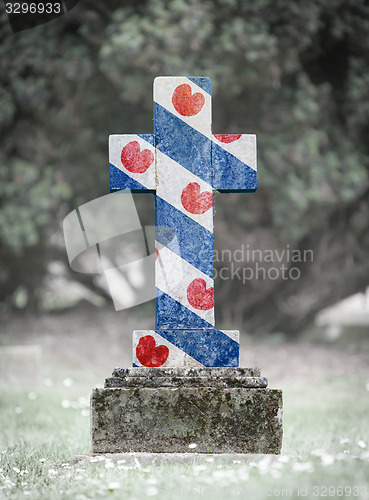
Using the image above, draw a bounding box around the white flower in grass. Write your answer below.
[193,464,207,472]
[292,462,314,472]
[256,455,272,474]
[321,454,335,466]
[271,468,281,479]
[89,458,99,463]
[104,462,114,469]
[311,449,325,457]
[13,467,20,474]
[108,482,121,491]
[272,461,283,470]
[212,469,230,479]
[339,438,349,444]
[15,407,22,414]
[48,469,58,477]
[146,477,158,485]
[206,457,214,463]
[358,440,367,449]
[78,396,89,407]
[116,459,126,464]
[24,491,31,496]
[39,459,46,463]
[4,477,14,487]
[335,453,349,460]
[63,378,73,387]
[61,400,70,409]
[238,468,249,481]
[188,443,197,449]
[146,486,158,496]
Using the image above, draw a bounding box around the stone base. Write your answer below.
[91,368,283,454]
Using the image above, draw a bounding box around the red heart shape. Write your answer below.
[214,134,242,143]
[187,278,214,310]
[136,335,169,367]
[172,84,205,117]
[181,182,212,214]
[121,141,154,174]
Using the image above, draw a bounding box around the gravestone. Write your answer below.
[91,77,283,453]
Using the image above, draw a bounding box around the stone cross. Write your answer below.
[109,77,257,368]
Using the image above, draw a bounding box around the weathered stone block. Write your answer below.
[106,366,267,388]
[91,368,282,454]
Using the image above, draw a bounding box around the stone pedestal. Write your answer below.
[91,368,283,454]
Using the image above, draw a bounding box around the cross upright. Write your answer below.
[109,76,257,368]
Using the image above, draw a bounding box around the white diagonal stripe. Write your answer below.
[212,134,257,171]
[156,149,213,232]
[155,242,214,325]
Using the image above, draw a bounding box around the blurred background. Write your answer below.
[1,0,369,385]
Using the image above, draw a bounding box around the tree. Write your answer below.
[0,0,368,334]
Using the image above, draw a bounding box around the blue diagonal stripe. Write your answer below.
[138,133,155,146]
[110,164,154,192]
[156,289,212,330]
[154,103,212,185]
[212,142,257,192]
[155,196,213,278]
[156,327,239,367]
[187,77,211,95]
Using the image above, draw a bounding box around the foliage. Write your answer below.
[0,0,369,331]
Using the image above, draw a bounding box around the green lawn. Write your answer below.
[1,377,369,499]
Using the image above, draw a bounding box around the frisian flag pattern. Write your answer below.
[109,77,257,367]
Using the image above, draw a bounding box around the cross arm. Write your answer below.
[109,134,156,193]
[212,134,257,192]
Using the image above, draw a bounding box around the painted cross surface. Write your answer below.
[110,77,257,367]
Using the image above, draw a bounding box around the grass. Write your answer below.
[1,377,369,499]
